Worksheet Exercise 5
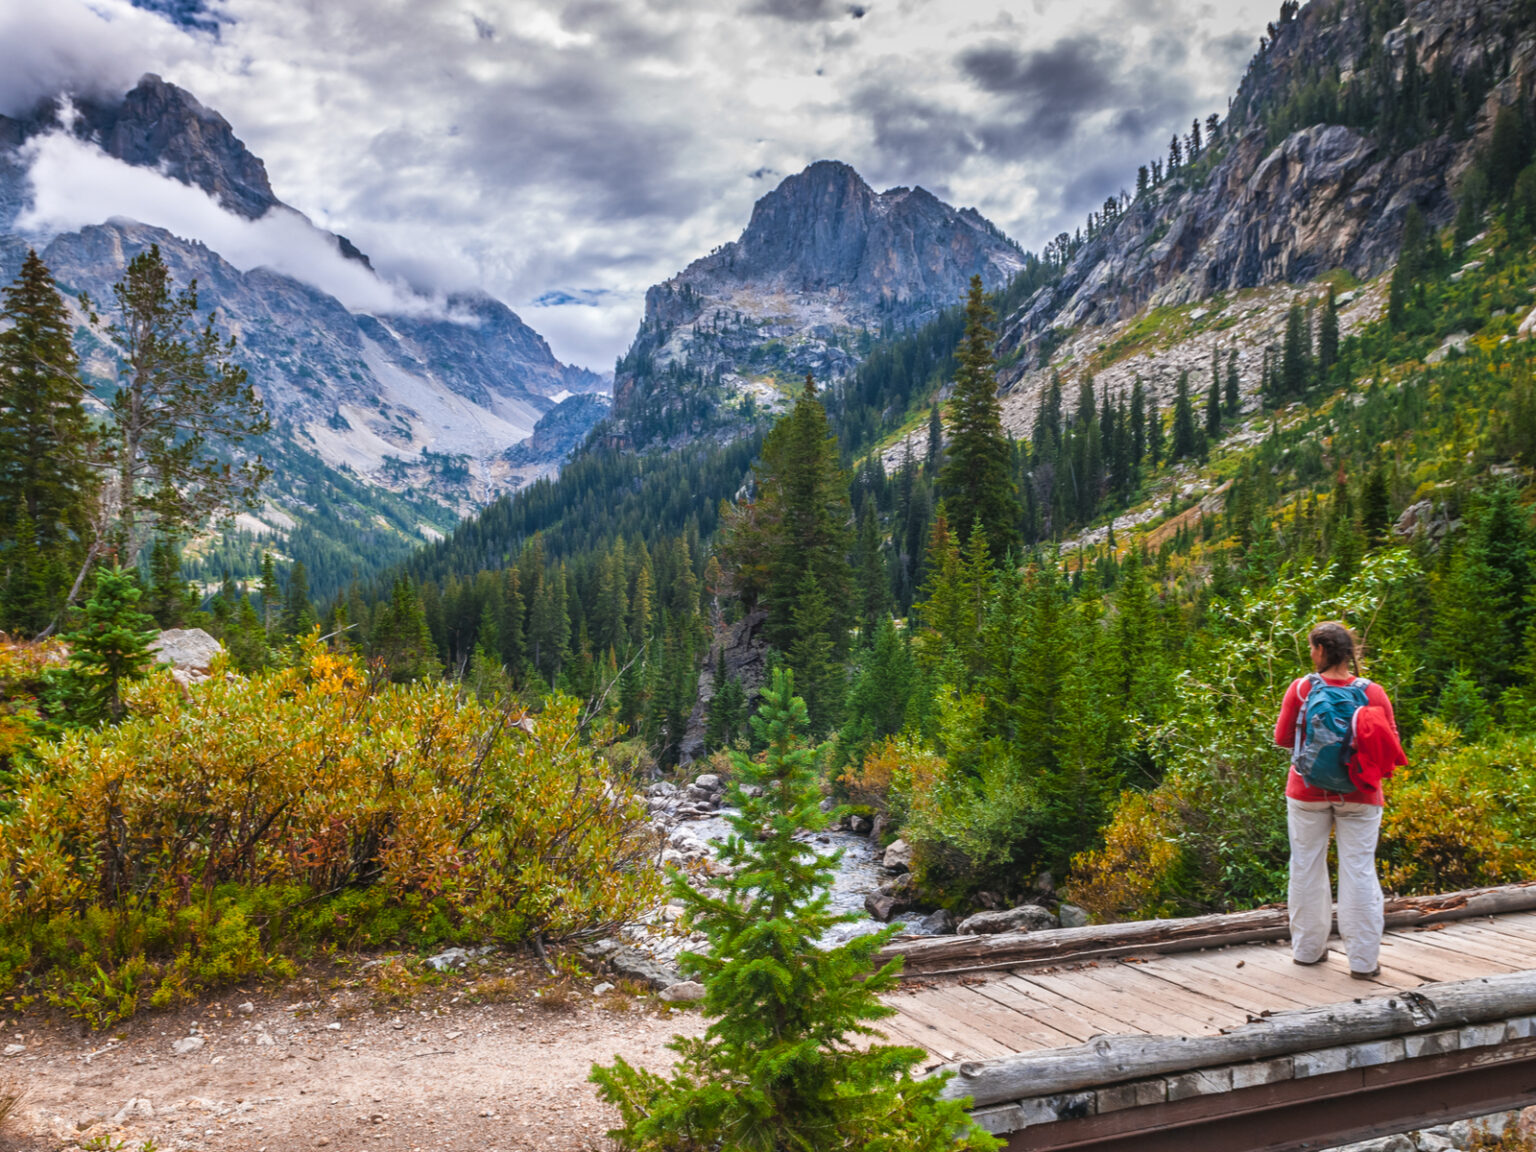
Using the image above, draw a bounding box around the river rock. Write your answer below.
[909,909,955,936]
[865,892,910,922]
[957,903,1059,935]
[1058,903,1090,929]
[882,838,913,872]
[848,814,873,835]
[693,774,721,792]
[878,872,915,898]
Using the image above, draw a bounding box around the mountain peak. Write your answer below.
[711,159,1021,306]
[71,73,280,220]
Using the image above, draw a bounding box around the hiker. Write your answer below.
[1273,621,1406,979]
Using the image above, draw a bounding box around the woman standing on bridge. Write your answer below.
[1273,621,1406,980]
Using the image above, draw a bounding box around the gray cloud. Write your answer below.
[1,0,1279,368]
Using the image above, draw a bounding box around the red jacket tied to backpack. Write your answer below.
[1274,674,1406,805]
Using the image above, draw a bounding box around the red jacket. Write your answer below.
[1274,675,1401,806]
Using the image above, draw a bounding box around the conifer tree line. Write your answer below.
[0,245,268,639]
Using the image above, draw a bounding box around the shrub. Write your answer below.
[0,640,661,1026]
[591,670,998,1152]
[1378,724,1536,893]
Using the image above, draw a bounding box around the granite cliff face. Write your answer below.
[998,0,1535,369]
[611,161,1024,444]
[0,76,607,588]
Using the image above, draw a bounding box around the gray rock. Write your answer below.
[1058,903,1090,929]
[693,774,721,792]
[151,628,224,674]
[423,945,493,971]
[848,814,873,835]
[588,944,680,991]
[645,781,678,798]
[909,909,955,936]
[2,1043,23,1056]
[865,892,910,922]
[659,981,706,1003]
[882,838,913,872]
[957,904,1059,936]
[112,1099,155,1124]
[171,1035,205,1055]
[237,1001,255,1015]
[878,873,915,898]
[592,982,615,996]
[870,814,888,842]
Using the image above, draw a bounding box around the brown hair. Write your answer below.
[1309,620,1360,676]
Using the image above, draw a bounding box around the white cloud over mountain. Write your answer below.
[0,0,1279,368]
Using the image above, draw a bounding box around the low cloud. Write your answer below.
[18,132,461,319]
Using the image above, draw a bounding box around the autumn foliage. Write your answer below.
[0,640,660,1026]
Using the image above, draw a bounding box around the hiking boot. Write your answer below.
[1349,968,1380,979]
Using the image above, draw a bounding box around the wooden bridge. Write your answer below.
[879,884,1536,1152]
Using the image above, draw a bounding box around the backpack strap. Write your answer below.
[1294,673,1324,762]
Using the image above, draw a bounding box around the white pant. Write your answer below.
[1287,798,1384,973]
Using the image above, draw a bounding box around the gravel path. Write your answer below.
[1,960,703,1152]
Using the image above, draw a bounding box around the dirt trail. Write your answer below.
[1,966,703,1152]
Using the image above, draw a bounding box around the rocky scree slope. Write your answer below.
[609,160,1025,447]
[998,0,1535,379]
[0,75,606,587]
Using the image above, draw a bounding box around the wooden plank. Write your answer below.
[937,969,1536,1107]
[917,983,1079,1054]
[1008,968,1214,1037]
[884,883,1536,976]
[1065,963,1250,1033]
[1434,922,1536,964]
[995,973,1160,1038]
[1408,924,1536,968]
[1178,945,1394,1005]
[1129,953,1319,1015]
[1377,935,1519,981]
[887,988,1022,1059]
[1459,917,1536,949]
[960,976,1113,1045]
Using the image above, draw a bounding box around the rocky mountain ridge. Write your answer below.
[0,75,609,591]
[609,160,1025,445]
[997,0,1534,376]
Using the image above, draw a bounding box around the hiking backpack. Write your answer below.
[1293,673,1372,794]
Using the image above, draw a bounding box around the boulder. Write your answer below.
[151,628,224,674]
[864,892,910,922]
[583,941,680,991]
[848,814,873,836]
[882,838,913,872]
[957,903,1059,936]
[1058,903,1090,929]
[693,773,721,792]
[659,980,705,1003]
[909,909,955,936]
[878,872,915,898]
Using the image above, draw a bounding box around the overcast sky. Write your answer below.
[1,0,1278,370]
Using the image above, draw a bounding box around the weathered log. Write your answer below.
[882,882,1536,975]
[936,969,1536,1106]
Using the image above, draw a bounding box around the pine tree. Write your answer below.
[1146,391,1164,467]
[940,276,1021,557]
[57,566,159,723]
[1224,349,1240,418]
[258,552,279,633]
[89,245,270,555]
[718,375,852,656]
[853,501,890,638]
[1169,371,1198,461]
[925,403,944,473]
[146,537,196,628]
[278,560,317,638]
[704,649,747,751]
[1317,288,1340,381]
[371,577,441,683]
[1280,304,1311,399]
[591,669,997,1152]
[1129,378,1147,467]
[1204,352,1223,440]
[786,572,844,736]
[1360,462,1392,547]
[0,251,95,627]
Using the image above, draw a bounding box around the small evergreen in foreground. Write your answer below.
[591,669,996,1152]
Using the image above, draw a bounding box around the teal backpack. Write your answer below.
[1293,673,1371,794]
